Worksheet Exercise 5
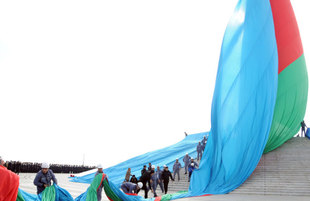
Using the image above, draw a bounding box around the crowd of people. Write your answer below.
[120,135,208,199]
[3,160,94,174]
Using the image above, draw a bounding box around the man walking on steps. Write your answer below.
[201,135,207,152]
[183,153,190,174]
[161,165,174,194]
[173,159,181,181]
[188,158,199,171]
[301,120,307,137]
[139,169,154,198]
[151,168,158,197]
[156,166,164,193]
[197,142,203,160]
[188,159,199,182]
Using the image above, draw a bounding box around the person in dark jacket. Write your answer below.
[301,120,307,137]
[33,163,57,194]
[197,142,202,160]
[161,165,174,194]
[139,170,154,198]
[141,165,147,176]
[148,163,152,171]
[188,163,196,182]
[130,175,138,184]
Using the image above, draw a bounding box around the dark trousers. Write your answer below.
[188,171,193,182]
[163,180,169,194]
[140,183,149,198]
[301,127,306,137]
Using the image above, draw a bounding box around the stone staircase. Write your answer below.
[232,137,310,196]
[160,137,310,197]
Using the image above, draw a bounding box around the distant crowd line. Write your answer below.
[3,160,94,174]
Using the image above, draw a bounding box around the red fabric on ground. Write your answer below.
[199,194,211,197]
[0,166,19,201]
[154,196,162,201]
[106,195,113,201]
[270,0,303,74]
[125,193,138,196]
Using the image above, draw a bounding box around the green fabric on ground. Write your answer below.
[41,185,56,201]
[102,179,122,201]
[264,54,308,153]
[16,190,25,201]
[160,191,188,201]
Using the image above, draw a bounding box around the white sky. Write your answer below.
[0,0,309,168]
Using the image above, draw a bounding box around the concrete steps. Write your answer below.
[161,138,310,197]
[232,137,310,196]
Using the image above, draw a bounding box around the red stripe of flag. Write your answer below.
[269,0,303,74]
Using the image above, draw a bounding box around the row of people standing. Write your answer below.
[4,160,94,174]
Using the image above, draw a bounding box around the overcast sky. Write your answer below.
[0,0,309,168]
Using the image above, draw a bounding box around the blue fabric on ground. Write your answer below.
[74,191,87,201]
[55,184,74,201]
[19,185,74,201]
[71,132,208,187]
[19,188,38,201]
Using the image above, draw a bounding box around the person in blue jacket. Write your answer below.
[173,159,182,181]
[183,153,190,174]
[197,142,202,160]
[155,166,164,193]
[189,158,199,169]
[201,135,207,152]
[188,158,199,181]
[121,182,143,194]
[33,162,57,194]
[150,168,158,197]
